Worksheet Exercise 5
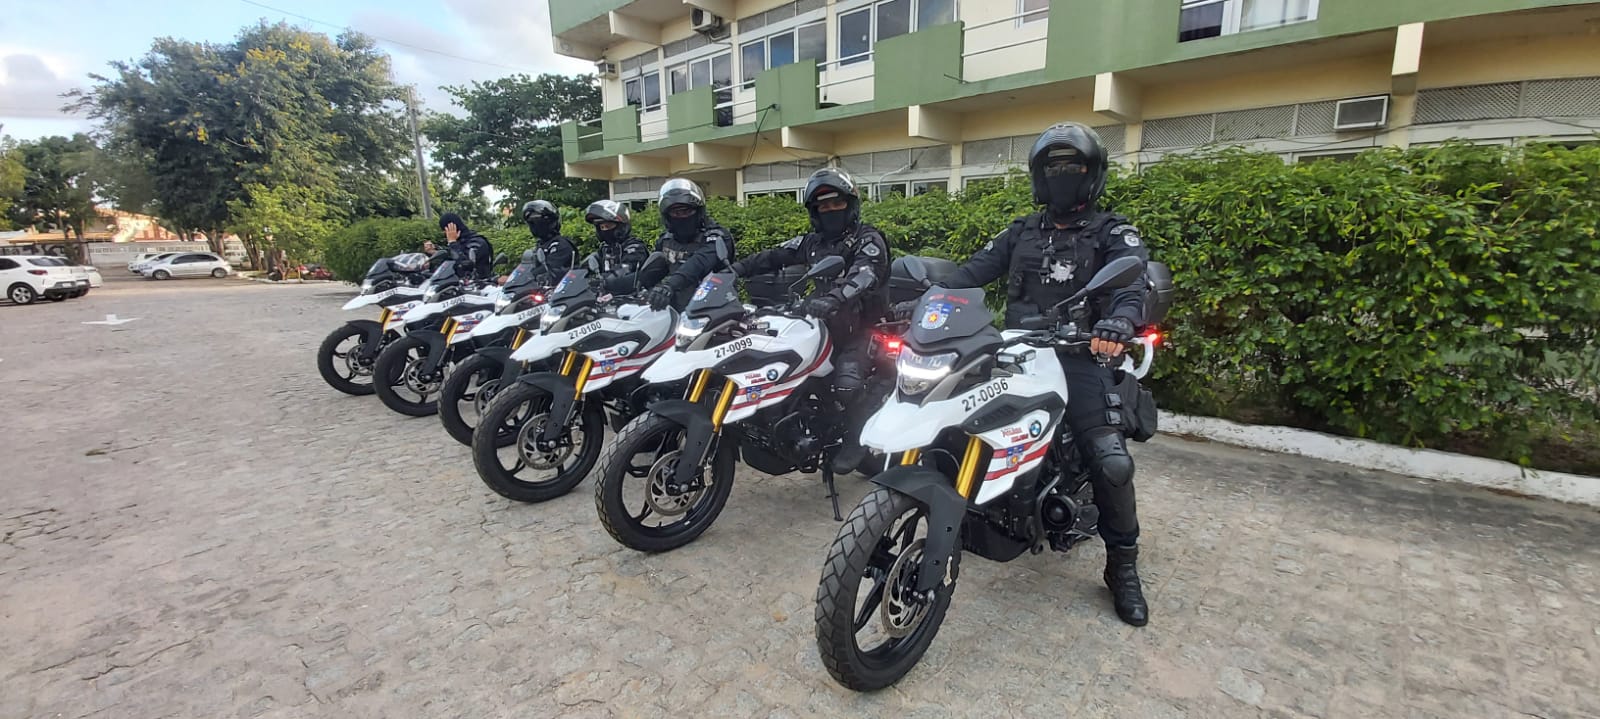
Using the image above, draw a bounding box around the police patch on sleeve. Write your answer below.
[861,242,880,257]
[1111,224,1142,247]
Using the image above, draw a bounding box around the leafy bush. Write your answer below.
[317,143,1600,472]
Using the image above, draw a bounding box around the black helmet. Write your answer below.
[585,200,632,234]
[658,178,706,238]
[803,167,861,241]
[1027,123,1108,213]
[522,200,560,238]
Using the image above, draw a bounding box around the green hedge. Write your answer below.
[318,142,1600,473]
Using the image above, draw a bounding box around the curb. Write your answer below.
[1159,411,1600,509]
[244,277,340,284]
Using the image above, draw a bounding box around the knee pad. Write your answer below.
[834,359,866,394]
[1085,430,1135,488]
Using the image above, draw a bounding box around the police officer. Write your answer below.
[521,200,577,286]
[731,168,888,474]
[439,212,495,281]
[941,122,1151,627]
[644,179,735,312]
[583,200,662,294]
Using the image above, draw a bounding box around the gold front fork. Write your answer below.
[953,436,987,499]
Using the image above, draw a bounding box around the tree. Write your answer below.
[423,74,606,211]
[227,183,337,271]
[8,134,101,240]
[72,22,411,250]
[0,135,24,230]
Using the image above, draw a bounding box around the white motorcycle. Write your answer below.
[592,251,882,553]
[813,256,1168,692]
[372,256,506,417]
[316,253,430,396]
[471,255,679,503]
[436,256,556,446]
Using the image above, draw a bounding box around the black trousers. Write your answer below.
[1059,353,1140,548]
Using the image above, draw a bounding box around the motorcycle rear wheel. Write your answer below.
[815,486,958,692]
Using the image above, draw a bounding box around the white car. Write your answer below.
[131,252,180,274]
[142,252,233,280]
[1,255,91,305]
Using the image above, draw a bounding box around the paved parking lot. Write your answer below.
[3,276,1598,718]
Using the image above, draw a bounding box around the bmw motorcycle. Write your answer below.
[316,253,430,395]
[437,260,554,445]
[591,246,905,553]
[371,256,507,417]
[471,254,679,503]
[812,255,1171,691]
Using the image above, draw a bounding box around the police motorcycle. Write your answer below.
[316,253,431,395]
[371,254,508,417]
[436,252,561,446]
[813,256,1172,692]
[591,238,906,554]
[470,253,677,503]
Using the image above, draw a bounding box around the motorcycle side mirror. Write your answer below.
[903,256,930,287]
[1054,256,1147,310]
[804,255,847,280]
[493,252,508,266]
[584,253,602,273]
[713,236,732,267]
[639,251,668,273]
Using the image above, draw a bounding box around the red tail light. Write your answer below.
[877,333,903,357]
[26,269,48,276]
[530,293,546,303]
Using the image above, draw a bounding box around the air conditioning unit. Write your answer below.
[1333,95,1390,131]
[595,60,618,79]
[691,9,727,38]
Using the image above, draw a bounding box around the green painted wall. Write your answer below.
[1045,0,1597,80]
[601,106,641,153]
[668,86,715,134]
[551,0,630,35]
[873,21,965,110]
[755,61,821,128]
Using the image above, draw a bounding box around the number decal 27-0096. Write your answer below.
[961,379,1009,412]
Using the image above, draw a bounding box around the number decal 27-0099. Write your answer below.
[714,337,754,359]
[961,379,1009,412]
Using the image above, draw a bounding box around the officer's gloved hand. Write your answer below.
[1091,317,1135,358]
[646,284,675,311]
[804,294,841,319]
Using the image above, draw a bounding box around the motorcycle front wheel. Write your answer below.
[316,324,378,396]
[440,353,506,446]
[814,486,958,692]
[472,381,604,503]
[372,336,445,416]
[593,412,735,553]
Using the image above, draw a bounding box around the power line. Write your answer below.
[236,0,536,75]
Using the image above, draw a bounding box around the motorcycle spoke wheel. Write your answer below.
[472,384,604,503]
[593,412,735,553]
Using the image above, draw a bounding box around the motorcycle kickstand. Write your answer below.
[821,465,842,521]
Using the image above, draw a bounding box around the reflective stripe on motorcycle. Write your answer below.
[512,328,529,349]
[900,448,921,466]
[954,436,986,499]
[710,378,737,429]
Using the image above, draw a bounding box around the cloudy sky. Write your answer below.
[0,0,593,140]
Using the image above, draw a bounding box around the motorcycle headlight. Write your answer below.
[422,288,439,304]
[896,349,958,396]
[675,315,710,348]
[360,279,374,293]
[494,295,512,313]
[540,306,564,331]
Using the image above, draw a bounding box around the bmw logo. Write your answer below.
[765,369,780,381]
[617,345,631,357]
[1028,420,1043,438]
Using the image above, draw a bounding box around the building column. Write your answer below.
[1387,22,1426,148]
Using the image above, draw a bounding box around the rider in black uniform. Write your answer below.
[520,200,577,286]
[645,179,735,312]
[941,122,1152,627]
[731,168,890,474]
[583,200,661,294]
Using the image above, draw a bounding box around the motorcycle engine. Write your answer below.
[739,397,826,474]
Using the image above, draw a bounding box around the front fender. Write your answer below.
[870,467,966,593]
[409,330,449,375]
[518,372,578,443]
[475,346,521,385]
[345,319,385,361]
[647,400,721,486]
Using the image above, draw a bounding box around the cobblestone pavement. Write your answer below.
[2,276,1598,719]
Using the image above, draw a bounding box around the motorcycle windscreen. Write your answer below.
[686,273,740,314]
[364,258,392,279]
[426,260,461,288]
[906,287,993,347]
[548,269,595,304]
[501,261,541,296]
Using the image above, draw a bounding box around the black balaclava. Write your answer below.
[438,213,468,239]
[1041,146,1092,218]
[665,209,701,240]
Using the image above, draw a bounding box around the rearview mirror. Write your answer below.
[713,236,731,267]
[903,256,930,286]
[639,251,668,272]
[1058,257,1145,309]
[584,253,601,273]
[493,252,508,266]
[804,255,847,280]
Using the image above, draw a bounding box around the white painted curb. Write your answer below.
[1159,411,1600,509]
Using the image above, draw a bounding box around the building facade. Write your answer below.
[551,0,1600,204]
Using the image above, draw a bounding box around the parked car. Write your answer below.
[1,255,91,305]
[82,264,104,288]
[142,252,233,280]
[32,257,98,288]
[131,252,180,274]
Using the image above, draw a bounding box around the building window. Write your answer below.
[741,20,827,88]
[1179,0,1317,42]
[911,180,947,195]
[838,0,955,67]
[642,72,662,111]
[1018,0,1048,25]
[743,190,802,203]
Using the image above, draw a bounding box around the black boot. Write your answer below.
[1103,544,1148,627]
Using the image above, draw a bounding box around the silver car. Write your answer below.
[131,252,180,274]
[142,252,233,280]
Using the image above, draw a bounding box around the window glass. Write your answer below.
[839,9,872,64]
[917,0,954,29]
[670,66,689,95]
[642,72,662,109]
[877,0,911,41]
[1019,0,1048,24]
[711,53,732,89]
[625,79,642,107]
[0,258,16,270]
[770,30,796,68]
[797,22,827,64]
[690,58,711,89]
[741,40,765,87]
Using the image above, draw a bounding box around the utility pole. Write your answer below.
[406,86,435,220]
